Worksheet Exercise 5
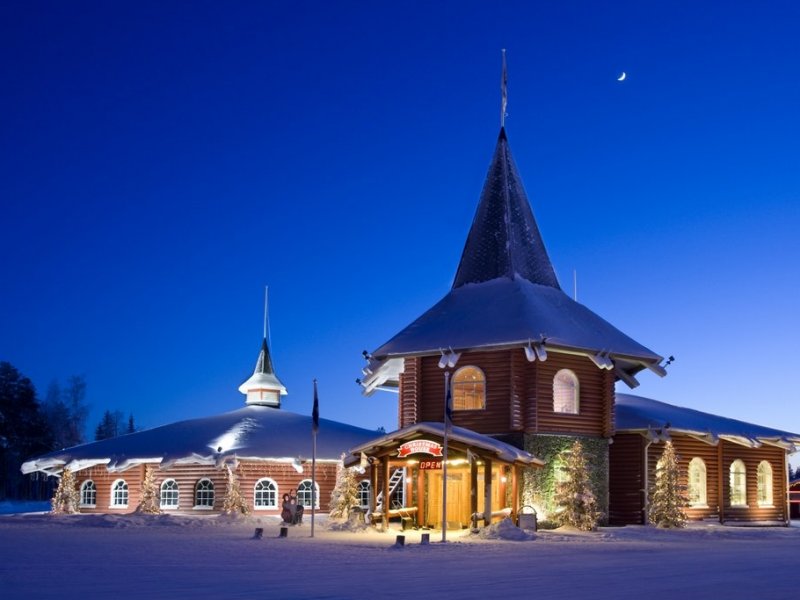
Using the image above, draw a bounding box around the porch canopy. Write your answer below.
[345,422,542,530]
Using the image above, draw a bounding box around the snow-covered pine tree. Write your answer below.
[136,464,161,514]
[649,440,687,528]
[553,439,602,531]
[329,456,360,519]
[51,467,80,514]
[221,464,250,515]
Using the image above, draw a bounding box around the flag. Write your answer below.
[312,379,319,434]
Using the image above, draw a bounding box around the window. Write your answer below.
[687,458,707,507]
[254,478,278,509]
[553,369,579,414]
[297,479,320,509]
[451,366,486,410]
[111,480,128,508]
[729,460,747,507]
[757,461,773,507]
[357,480,371,509]
[80,480,96,507]
[194,479,215,509]
[160,479,179,509]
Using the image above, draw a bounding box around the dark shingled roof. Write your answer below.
[367,129,661,371]
[453,128,560,289]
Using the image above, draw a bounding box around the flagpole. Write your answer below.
[442,371,450,543]
[311,379,319,538]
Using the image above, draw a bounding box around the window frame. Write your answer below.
[553,369,580,414]
[687,457,708,508]
[451,366,487,411]
[80,479,97,508]
[110,479,128,509]
[254,477,279,510]
[357,480,371,509]
[193,478,215,510]
[297,479,320,509]
[757,460,773,507]
[160,479,180,510]
[729,459,748,507]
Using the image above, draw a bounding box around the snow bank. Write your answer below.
[475,517,534,541]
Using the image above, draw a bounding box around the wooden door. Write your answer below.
[426,470,469,528]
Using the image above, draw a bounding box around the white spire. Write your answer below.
[238,289,287,407]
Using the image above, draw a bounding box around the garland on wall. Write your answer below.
[522,434,609,526]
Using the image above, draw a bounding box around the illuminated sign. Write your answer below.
[397,439,443,458]
[419,459,442,470]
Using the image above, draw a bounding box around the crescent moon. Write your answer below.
[617,72,627,81]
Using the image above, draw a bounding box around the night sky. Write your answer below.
[2,2,798,458]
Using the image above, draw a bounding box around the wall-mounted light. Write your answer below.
[590,350,614,370]
[291,458,304,473]
[524,339,548,362]
[438,347,461,369]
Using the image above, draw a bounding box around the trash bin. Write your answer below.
[517,505,537,531]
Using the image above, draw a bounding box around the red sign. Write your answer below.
[419,459,442,470]
[397,439,443,458]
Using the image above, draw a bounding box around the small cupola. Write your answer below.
[239,337,288,407]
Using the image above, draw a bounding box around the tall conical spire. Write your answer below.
[238,291,287,407]
[452,128,561,290]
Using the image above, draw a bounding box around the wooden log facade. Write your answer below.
[609,433,788,525]
[72,460,340,515]
[400,350,614,439]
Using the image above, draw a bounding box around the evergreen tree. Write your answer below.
[135,465,161,514]
[50,468,80,514]
[329,457,360,519]
[553,439,602,531]
[95,409,125,441]
[127,414,136,434]
[0,362,51,500]
[221,464,250,515]
[64,376,89,447]
[649,441,687,528]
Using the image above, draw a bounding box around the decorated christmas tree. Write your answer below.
[51,467,80,514]
[649,441,687,528]
[135,464,161,514]
[553,440,602,531]
[222,464,250,515]
[329,457,360,519]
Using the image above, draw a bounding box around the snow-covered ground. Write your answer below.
[1,511,799,599]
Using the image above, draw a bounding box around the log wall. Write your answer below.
[73,461,340,515]
[608,433,644,525]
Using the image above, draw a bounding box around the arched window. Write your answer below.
[357,480,371,509]
[254,478,278,509]
[451,366,486,410]
[729,460,747,507]
[553,369,579,414]
[757,461,773,507]
[110,480,128,508]
[160,479,179,509]
[194,479,215,509]
[687,458,707,507]
[80,480,96,507]
[297,479,320,509]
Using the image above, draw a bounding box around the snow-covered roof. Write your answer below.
[616,393,800,449]
[362,129,662,393]
[21,405,377,476]
[344,421,544,467]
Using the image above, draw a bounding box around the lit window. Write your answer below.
[757,461,773,507]
[297,479,320,509]
[160,479,179,509]
[254,478,278,509]
[80,480,96,507]
[194,479,215,509]
[357,480,371,509]
[688,458,707,507]
[452,366,486,410]
[729,460,747,507]
[111,480,128,508]
[553,369,579,414]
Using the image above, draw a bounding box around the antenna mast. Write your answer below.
[501,49,508,127]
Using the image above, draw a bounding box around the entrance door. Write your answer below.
[426,470,469,528]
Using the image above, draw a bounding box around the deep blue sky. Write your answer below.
[2,2,798,455]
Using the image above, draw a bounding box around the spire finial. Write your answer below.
[501,49,508,128]
[263,285,270,344]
